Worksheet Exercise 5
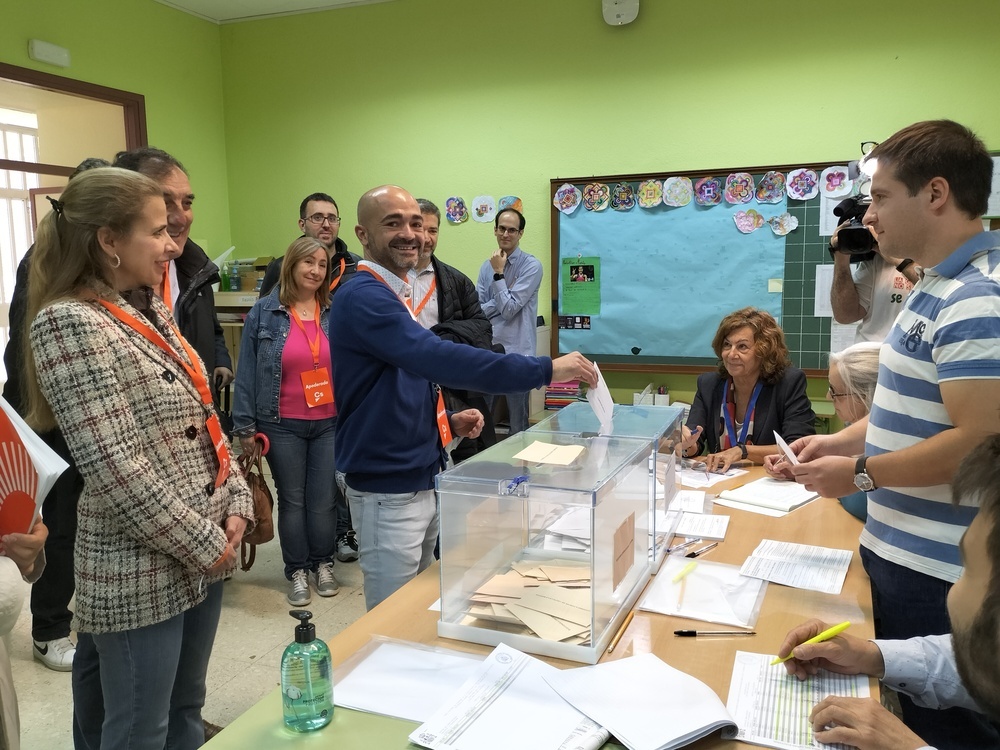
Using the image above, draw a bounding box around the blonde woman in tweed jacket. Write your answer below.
[22,168,254,749]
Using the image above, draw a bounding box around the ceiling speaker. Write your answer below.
[603,0,639,25]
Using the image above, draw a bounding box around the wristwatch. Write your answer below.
[736,442,748,460]
[896,258,915,273]
[493,272,505,281]
[854,456,877,492]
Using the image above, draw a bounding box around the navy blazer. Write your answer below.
[687,368,816,454]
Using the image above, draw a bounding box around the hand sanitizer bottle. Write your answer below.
[280,610,333,732]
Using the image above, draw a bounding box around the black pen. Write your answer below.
[674,630,756,637]
[667,538,701,554]
[686,541,718,558]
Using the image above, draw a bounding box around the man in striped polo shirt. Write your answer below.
[789,120,1000,748]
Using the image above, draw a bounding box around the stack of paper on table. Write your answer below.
[639,555,767,629]
[544,652,737,750]
[668,489,708,513]
[464,561,593,644]
[673,512,729,540]
[409,643,609,750]
[739,539,853,595]
[726,651,869,750]
[716,477,818,514]
[334,638,484,722]
[676,464,748,489]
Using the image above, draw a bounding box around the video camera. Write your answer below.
[829,196,876,262]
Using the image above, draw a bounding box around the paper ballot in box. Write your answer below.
[0,398,69,535]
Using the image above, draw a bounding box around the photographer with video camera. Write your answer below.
[830,195,920,344]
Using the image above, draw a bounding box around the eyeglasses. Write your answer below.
[305,214,341,225]
[827,384,851,399]
[495,226,521,236]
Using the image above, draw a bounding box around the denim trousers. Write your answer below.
[331,418,351,538]
[486,391,530,436]
[73,582,224,750]
[344,484,437,610]
[860,546,1000,749]
[261,416,337,579]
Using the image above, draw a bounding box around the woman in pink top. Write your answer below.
[233,237,339,606]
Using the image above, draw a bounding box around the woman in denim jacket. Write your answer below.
[233,237,339,606]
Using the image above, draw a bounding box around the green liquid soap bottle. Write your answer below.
[280,609,333,732]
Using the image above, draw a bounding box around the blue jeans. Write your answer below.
[261,417,337,579]
[331,418,351,538]
[487,392,530,436]
[861,546,1000,749]
[344,484,437,610]
[74,582,224,750]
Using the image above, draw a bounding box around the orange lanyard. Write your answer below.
[328,257,347,293]
[413,275,437,317]
[99,300,211,405]
[359,266,417,321]
[288,301,324,369]
[161,266,173,312]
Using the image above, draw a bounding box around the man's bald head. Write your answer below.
[355,185,424,280]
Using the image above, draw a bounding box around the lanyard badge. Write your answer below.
[289,302,334,407]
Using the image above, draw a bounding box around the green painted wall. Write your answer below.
[1,0,233,257]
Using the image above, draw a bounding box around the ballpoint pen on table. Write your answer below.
[686,542,719,558]
[666,538,701,554]
[674,630,757,637]
[770,620,852,665]
[607,610,635,653]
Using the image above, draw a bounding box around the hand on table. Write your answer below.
[789,455,857,498]
[704,446,741,474]
[763,454,794,480]
[810,696,926,750]
[776,618,884,681]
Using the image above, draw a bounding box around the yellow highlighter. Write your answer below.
[672,560,698,583]
[770,620,851,665]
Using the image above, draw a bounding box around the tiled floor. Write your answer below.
[10,507,368,749]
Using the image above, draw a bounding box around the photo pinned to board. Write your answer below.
[755,171,785,204]
[445,197,468,224]
[767,212,798,236]
[694,176,723,206]
[636,179,663,208]
[733,209,765,234]
[553,183,582,215]
[724,173,755,204]
[582,183,610,212]
[821,166,852,198]
[610,182,636,211]
[662,176,693,207]
[498,195,523,213]
[471,195,496,223]
[786,168,819,200]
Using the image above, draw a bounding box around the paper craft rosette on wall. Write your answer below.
[786,169,819,200]
[694,176,723,206]
[662,176,693,207]
[820,166,852,198]
[611,182,636,211]
[471,195,496,223]
[636,179,663,208]
[553,183,582,215]
[498,195,523,213]
[445,197,468,224]
[755,171,785,204]
[767,212,798,236]
[582,183,610,211]
[734,209,765,234]
[724,173,755,204]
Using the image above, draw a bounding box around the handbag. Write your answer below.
[237,438,274,571]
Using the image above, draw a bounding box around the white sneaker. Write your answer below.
[33,637,76,672]
[313,562,340,597]
[287,569,312,606]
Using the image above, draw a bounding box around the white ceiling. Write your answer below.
[152,0,397,24]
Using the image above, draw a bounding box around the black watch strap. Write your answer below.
[493,272,505,281]
[737,442,748,460]
[896,258,915,273]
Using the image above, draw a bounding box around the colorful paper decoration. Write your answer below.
[582,183,610,212]
[662,176,693,207]
[498,195,523,213]
[734,209,765,234]
[755,171,785,204]
[786,169,819,200]
[471,195,496,223]
[724,173,755,204]
[767,212,799,236]
[636,179,663,208]
[611,182,636,211]
[553,183,582,215]
[821,166,852,198]
[445,197,468,224]
[694,176,723,206]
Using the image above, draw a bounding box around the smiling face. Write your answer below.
[494,210,522,255]
[291,247,329,301]
[355,186,423,280]
[720,326,761,383]
[158,167,193,257]
[828,362,869,424]
[418,211,439,271]
[102,196,178,291]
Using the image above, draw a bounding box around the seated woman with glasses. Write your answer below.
[677,307,816,473]
[766,341,881,520]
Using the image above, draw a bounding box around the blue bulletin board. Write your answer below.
[551,163,837,373]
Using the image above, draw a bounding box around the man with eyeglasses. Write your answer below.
[259,193,362,564]
[475,208,543,435]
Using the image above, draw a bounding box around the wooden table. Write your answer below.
[206,468,875,748]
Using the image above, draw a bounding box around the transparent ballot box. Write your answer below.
[531,403,685,567]
[436,431,652,664]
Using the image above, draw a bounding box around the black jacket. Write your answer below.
[258,236,359,299]
[687,368,816,454]
[428,255,495,351]
[174,239,232,384]
[2,246,34,416]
